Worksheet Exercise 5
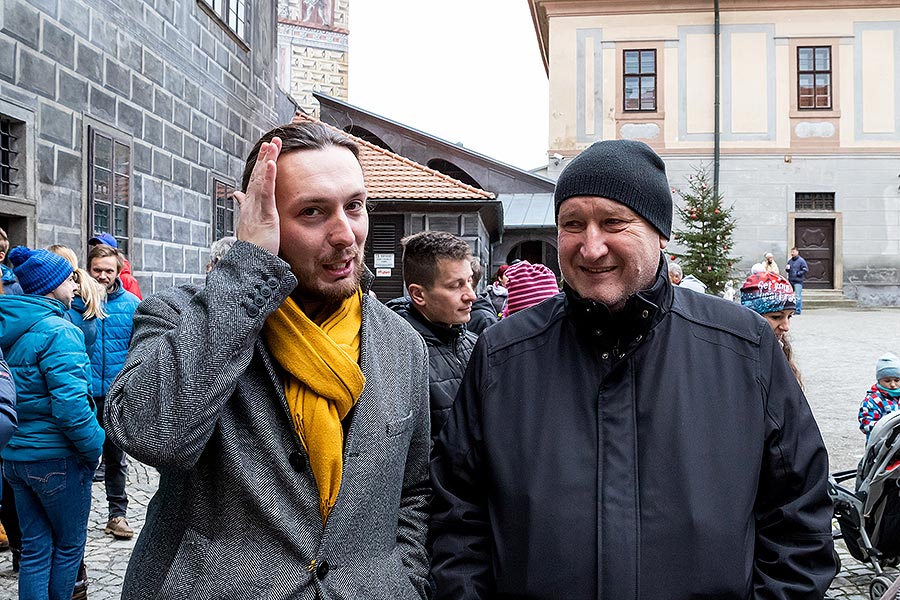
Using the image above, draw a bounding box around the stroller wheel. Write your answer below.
[832,548,842,576]
[869,575,893,600]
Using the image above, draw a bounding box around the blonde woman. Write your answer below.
[47,245,107,324]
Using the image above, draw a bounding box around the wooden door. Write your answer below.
[794,219,834,289]
[365,214,405,302]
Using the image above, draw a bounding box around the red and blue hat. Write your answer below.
[740,272,796,315]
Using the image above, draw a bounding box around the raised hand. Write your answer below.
[234,138,282,257]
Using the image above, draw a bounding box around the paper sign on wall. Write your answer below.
[374,253,395,268]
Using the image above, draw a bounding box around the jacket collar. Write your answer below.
[406,303,467,344]
[564,253,673,351]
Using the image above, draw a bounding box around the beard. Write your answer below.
[291,253,365,310]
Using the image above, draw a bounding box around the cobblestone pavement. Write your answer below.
[0,307,897,599]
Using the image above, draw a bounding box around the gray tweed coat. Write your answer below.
[105,242,431,600]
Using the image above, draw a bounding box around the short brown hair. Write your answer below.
[88,243,123,274]
[401,230,471,289]
[241,122,360,193]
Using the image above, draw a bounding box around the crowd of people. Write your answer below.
[0,123,895,599]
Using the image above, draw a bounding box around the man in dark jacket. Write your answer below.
[786,247,809,314]
[430,140,835,599]
[389,231,477,441]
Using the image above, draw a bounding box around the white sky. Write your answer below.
[348,1,549,171]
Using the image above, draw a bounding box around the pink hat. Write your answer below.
[503,261,559,316]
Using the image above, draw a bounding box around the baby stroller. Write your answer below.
[829,410,900,600]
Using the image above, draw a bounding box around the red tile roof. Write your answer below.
[293,113,495,200]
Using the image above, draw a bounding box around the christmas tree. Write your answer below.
[670,166,740,295]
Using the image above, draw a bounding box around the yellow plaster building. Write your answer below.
[530,0,900,305]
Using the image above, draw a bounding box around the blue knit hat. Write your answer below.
[876,353,900,381]
[8,246,74,296]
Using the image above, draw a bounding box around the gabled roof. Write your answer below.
[315,93,556,191]
[293,113,495,201]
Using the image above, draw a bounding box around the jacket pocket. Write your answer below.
[386,410,413,437]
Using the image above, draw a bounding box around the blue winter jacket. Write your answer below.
[83,279,140,398]
[0,294,105,463]
[0,348,17,451]
[1,264,24,295]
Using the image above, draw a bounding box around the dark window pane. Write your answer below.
[94,202,110,233]
[216,207,225,238]
[640,51,655,74]
[114,205,128,238]
[624,51,639,74]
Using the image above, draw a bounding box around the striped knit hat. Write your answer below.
[8,246,74,296]
[503,261,560,316]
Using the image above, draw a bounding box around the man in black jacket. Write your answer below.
[430,140,835,599]
[389,231,478,442]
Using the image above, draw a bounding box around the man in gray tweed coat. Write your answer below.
[105,122,431,599]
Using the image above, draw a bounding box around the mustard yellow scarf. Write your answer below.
[263,291,365,523]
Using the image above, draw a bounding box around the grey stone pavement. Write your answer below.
[0,307,898,598]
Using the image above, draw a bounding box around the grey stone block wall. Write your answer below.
[0,0,285,293]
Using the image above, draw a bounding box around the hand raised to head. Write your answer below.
[234,138,282,257]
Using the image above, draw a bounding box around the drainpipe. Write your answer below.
[714,0,721,195]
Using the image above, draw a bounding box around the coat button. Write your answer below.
[593,329,603,337]
[260,286,272,298]
[288,451,305,472]
[601,352,609,359]
[267,277,279,289]
[641,310,649,318]
[246,305,259,317]
[254,295,266,307]
[316,560,329,579]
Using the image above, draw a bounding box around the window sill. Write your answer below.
[616,111,665,121]
[790,108,840,119]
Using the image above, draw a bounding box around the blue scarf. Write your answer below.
[877,384,900,398]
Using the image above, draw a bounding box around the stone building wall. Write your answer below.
[0,0,283,293]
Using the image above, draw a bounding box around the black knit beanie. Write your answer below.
[554,139,673,239]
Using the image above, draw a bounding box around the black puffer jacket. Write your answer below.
[466,294,499,336]
[430,259,835,600]
[388,297,477,442]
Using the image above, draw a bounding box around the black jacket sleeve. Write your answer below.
[752,326,836,599]
[429,337,494,599]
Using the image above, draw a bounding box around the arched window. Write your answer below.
[344,126,393,152]
[427,159,482,189]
